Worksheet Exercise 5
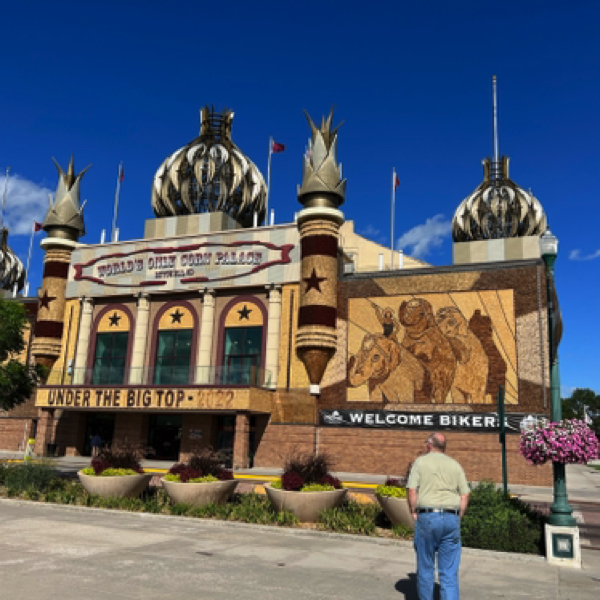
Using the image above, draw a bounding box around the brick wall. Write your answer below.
[180,413,215,461]
[114,413,147,447]
[0,418,34,451]
[254,423,552,486]
[253,423,316,467]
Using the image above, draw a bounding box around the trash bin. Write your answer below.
[46,443,57,456]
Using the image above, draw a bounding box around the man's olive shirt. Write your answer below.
[407,452,470,510]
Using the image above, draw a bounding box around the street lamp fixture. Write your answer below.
[540,228,576,527]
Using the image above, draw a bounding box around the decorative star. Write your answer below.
[304,268,326,293]
[238,305,252,320]
[108,312,121,327]
[39,290,56,310]
[170,309,184,324]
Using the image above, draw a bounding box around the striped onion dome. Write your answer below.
[452,157,547,242]
[152,107,267,228]
[0,228,25,292]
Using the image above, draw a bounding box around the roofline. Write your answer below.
[342,258,542,280]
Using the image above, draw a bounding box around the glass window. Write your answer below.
[223,326,262,385]
[154,329,193,385]
[92,332,128,385]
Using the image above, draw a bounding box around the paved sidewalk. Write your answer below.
[0,499,598,599]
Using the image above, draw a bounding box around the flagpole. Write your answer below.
[390,167,396,270]
[24,220,36,297]
[266,137,273,226]
[111,162,123,243]
[1,166,10,230]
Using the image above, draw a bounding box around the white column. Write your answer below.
[129,293,150,384]
[73,297,94,384]
[196,288,216,384]
[264,284,282,389]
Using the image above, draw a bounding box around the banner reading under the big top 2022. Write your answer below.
[319,409,548,433]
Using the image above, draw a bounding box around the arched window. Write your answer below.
[152,303,197,385]
[90,306,133,385]
[219,298,266,385]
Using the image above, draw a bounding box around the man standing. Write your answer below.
[91,433,102,458]
[407,432,470,600]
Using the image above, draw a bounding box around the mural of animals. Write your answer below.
[347,291,515,405]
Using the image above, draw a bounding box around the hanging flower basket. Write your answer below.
[519,419,599,465]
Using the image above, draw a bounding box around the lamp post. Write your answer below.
[540,229,576,527]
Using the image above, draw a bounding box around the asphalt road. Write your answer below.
[1,500,599,599]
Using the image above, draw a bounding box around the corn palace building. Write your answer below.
[1,106,556,485]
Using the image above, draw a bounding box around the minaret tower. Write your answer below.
[31,157,89,369]
[295,110,346,394]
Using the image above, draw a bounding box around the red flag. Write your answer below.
[33,221,43,232]
[271,141,285,154]
[119,165,124,183]
[394,173,400,190]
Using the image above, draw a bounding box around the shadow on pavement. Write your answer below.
[394,573,441,598]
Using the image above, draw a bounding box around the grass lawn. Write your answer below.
[589,464,600,471]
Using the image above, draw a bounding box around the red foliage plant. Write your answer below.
[178,467,203,483]
[217,470,234,481]
[91,458,111,475]
[319,474,342,489]
[385,477,402,487]
[168,448,230,482]
[282,471,304,491]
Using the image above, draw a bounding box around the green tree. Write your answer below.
[562,388,600,434]
[0,297,45,411]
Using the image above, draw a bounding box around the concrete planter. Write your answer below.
[265,483,348,523]
[161,478,238,506]
[375,494,414,530]
[78,471,152,498]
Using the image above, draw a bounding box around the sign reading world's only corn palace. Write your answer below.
[66,229,299,297]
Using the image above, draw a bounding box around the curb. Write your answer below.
[0,497,546,564]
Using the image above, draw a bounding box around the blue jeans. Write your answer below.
[414,512,462,600]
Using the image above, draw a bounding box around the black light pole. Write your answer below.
[540,229,576,527]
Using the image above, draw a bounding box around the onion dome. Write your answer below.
[43,156,89,241]
[0,228,25,292]
[152,107,267,228]
[453,77,547,242]
[452,157,547,242]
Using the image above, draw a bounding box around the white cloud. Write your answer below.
[396,214,452,258]
[359,224,387,244]
[569,248,600,261]
[0,173,51,235]
[359,224,382,238]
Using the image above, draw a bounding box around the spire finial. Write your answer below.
[492,75,500,179]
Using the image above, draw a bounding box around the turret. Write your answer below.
[295,110,346,394]
[31,156,89,368]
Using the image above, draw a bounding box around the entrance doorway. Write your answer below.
[148,414,182,461]
[83,413,115,456]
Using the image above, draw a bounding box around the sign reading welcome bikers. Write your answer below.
[319,409,547,433]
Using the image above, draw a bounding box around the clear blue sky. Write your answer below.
[1,1,598,394]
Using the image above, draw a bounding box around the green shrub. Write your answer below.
[391,524,414,539]
[301,483,335,492]
[0,460,8,484]
[81,467,140,477]
[376,485,407,498]
[461,481,545,554]
[227,493,298,526]
[318,500,378,536]
[165,473,219,483]
[271,479,337,492]
[2,461,57,494]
